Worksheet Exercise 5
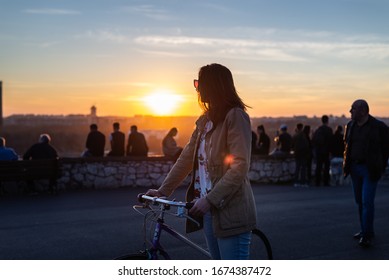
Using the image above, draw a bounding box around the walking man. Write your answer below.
[343,99,389,247]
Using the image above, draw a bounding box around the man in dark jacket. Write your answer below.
[343,99,389,247]
[84,124,106,157]
[23,134,58,194]
[23,134,58,160]
[126,125,148,156]
[292,123,310,187]
[313,115,333,186]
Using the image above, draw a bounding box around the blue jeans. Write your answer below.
[203,212,251,260]
[294,157,307,184]
[350,163,378,238]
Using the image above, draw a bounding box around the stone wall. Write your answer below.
[56,155,295,191]
[4,156,389,192]
[248,155,295,183]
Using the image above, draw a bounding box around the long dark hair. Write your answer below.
[197,63,249,124]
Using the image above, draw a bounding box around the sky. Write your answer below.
[1,0,389,118]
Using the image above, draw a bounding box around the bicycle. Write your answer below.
[116,194,273,260]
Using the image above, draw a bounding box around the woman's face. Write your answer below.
[197,76,211,103]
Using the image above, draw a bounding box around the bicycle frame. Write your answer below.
[148,218,211,259]
[137,194,211,260]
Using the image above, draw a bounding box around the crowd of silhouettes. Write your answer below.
[251,114,352,187]
[0,113,383,191]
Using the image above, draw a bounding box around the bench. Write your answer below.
[0,159,60,195]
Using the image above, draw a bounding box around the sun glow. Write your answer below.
[143,90,183,116]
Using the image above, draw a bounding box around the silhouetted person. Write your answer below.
[344,99,389,247]
[83,124,106,157]
[23,134,58,194]
[162,127,183,160]
[256,125,270,155]
[251,131,258,154]
[126,125,148,156]
[313,115,333,186]
[331,125,345,158]
[107,122,125,156]
[292,123,310,187]
[0,137,18,160]
[23,134,58,160]
[303,125,313,183]
[277,124,292,154]
[0,137,18,195]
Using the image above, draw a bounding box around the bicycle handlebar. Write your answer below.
[138,193,194,209]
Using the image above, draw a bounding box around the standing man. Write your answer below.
[83,124,106,157]
[313,115,333,186]
[107,122,125,156]
[126,125,148,156]
[292,123,310,187]
[343,99,389,247]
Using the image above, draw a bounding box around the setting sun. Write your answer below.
[143,90,183,116]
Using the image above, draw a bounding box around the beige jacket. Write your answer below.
[159,107,257,238]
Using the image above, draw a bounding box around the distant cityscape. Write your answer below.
[2,82,388,157]
[4,105,388,158]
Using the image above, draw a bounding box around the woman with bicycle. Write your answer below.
[146,63,257,260]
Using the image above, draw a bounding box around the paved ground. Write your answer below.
[1,181,389,260]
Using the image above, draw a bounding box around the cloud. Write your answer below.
[134,34,389,62]
[76,26,389,62]
[120,5,175,21]
[80,29,130,43]
[23,8,81,15]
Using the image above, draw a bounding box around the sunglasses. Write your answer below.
[193,79,199,91]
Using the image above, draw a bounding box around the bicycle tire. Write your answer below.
[115,252,149,260]
[251,228,273,260]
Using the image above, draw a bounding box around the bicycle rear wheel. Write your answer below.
[250,228,273,260]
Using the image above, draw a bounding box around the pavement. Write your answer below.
[1,181,389,260]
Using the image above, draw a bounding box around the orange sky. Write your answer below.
[2,2,389,118]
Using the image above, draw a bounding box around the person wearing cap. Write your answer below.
[277,124,292,154]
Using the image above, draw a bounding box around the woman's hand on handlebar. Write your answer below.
[145,188,165,197]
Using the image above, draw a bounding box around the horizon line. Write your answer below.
[5,113,385,119]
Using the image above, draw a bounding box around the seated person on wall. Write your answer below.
[162,127,183,160]
[270,124,292,157]
[252,125,270,155]
[107,122,125,156]
[0,137,19,195]
[126,125,148,157]
[23,134,59,194]
[82,124,106,157]
[0,137,19,160]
